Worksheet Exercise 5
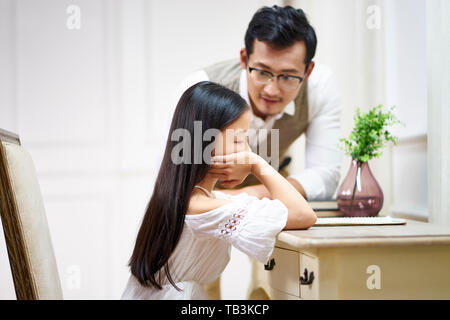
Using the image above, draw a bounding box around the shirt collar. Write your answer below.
[239,69,295,122]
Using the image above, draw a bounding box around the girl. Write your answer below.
[121,81,316,299]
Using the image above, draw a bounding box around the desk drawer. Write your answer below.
[266,247,300,297]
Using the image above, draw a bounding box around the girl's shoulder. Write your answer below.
[186,194,231,216]
[186,191,254,216]
[186,190,260,216]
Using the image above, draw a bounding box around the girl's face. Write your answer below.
[212,110,250,156]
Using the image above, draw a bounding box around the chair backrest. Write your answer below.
[0,129,63,300]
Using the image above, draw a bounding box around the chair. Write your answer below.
[0,128,63,299]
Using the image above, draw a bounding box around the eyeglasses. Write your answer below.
[248,66,305,91]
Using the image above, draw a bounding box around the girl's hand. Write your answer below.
[209,151,265,188]
[212,151,316,229]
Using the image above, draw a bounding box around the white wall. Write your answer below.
[427,0,450,226]
[0,0,133,299]
[384,0,428,220]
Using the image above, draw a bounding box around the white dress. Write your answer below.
[121,191,288,300]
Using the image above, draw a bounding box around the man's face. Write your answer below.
[240,39,313,119]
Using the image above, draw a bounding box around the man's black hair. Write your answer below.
[244,5,317,68]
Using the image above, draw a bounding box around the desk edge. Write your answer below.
[276,232,450,250]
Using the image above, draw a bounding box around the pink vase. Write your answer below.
[337,159,384,217]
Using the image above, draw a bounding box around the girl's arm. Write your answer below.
[251,156,316,230]
[211,152,316,230]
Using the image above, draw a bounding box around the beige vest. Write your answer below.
[205,59,309,177]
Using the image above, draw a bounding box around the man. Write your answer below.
[173,5,342,298]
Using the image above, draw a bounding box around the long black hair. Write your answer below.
[128,81,249,291]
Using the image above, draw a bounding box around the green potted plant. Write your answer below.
[337,105,402,216]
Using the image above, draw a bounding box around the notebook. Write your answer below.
[309,200,339,211]
[314,216,407,226]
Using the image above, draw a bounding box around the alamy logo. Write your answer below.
[66,5,81,30]
[170,122,279,170]
[366,5,381,30]
[366,264,381,290]
[66,265,81,290]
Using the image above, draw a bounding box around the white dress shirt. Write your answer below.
[170,63,342,200]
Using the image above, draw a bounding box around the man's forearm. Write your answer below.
[286,177,307,199]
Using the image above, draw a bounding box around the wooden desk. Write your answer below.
[247,219,450,299]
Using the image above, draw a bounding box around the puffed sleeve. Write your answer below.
[185,192,288,264]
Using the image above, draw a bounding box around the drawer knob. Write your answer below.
[264,258,275,270]
[300,268,315,285]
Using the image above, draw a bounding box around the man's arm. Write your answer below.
[288,64,342,200]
